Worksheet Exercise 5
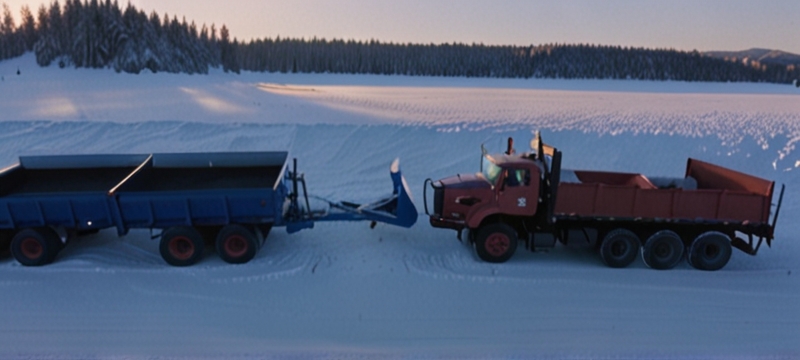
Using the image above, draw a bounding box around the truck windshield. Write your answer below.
[481,155,502,185]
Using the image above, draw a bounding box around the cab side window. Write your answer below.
[505,168,530,187]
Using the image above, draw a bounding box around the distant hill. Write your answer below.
[705,48,800,67]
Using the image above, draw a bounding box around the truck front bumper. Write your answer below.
[429,216,466,231]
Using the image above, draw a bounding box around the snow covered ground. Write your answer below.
[1,53,799,359]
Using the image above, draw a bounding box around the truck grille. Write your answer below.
[434,187,444,216]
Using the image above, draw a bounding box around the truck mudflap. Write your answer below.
[286,158,417,233]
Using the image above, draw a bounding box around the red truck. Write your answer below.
[424,134,784,271]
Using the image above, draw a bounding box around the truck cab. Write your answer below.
[428,155,542,230]
[425,134,561,263]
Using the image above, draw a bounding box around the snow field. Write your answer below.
[1,53,799,358]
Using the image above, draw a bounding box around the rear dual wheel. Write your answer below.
[159,226,205,267]
[688,231,732,271]
[641,230,685,270]
[159,224,268,266]
[10,228,63,266]
[599,229,640,268]
[216,224,260,264]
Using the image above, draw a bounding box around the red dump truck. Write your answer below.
[424,134,784,271]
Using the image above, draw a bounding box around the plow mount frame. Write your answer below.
[285,158,417,233]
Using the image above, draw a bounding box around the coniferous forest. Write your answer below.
[1,0,799,83]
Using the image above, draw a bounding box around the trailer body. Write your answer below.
[425,135,782,271]
[0,152,416,266]
[0,154,149,234]
[113,152,288,235]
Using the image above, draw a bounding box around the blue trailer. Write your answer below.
[0,152,417,266]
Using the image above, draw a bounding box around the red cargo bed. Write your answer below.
[554,159,774,225]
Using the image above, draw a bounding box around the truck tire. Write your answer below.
[10,228,62,266]
[599,229,640,268]
[216,224,259,264]
[475,223,518,263]
[688,232,732,271]
[642,230,684,270]
[159,227,204,267]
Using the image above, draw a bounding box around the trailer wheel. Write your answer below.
[159,227,204,266]
[10,228,62,266]
[599,229,640,268]
[475,223,518,263]
[642,230,685,270]
[216,224,259,264]
[688,232,732,271]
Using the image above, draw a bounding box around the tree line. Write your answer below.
[237,39,799,83]
[1,0,225,73]
[2,0,799,83]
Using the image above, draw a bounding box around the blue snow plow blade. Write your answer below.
[290,158,417,231]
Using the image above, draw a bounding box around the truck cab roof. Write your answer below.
[486,153,538,167]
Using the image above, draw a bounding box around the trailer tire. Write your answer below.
[642,230,684,270]
[475,223,517,263]
[599,229,640,268]
[688,232,732,271]
[160,227,204,267]
[216,224,259,264]
[10,228,62,266]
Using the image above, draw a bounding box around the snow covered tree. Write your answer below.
[1,2,25,60]
[219,24,239,73]
[19,5,37,50]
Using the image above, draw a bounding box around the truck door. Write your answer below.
[497,167,536,216]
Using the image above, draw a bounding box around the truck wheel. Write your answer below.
[475,223,518,263]
[642,230,685,270]
[688,232,732,271]
[10,228,62,266]
[599,229,640,268]
[159,227,204,266]
[216,224,259,264]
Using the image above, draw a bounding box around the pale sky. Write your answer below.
[4,0,799,54]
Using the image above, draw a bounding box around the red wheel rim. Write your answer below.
[223,235,249,258]
[168,236,195,260]
[485,233,510,257]
[20,237,43,259]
